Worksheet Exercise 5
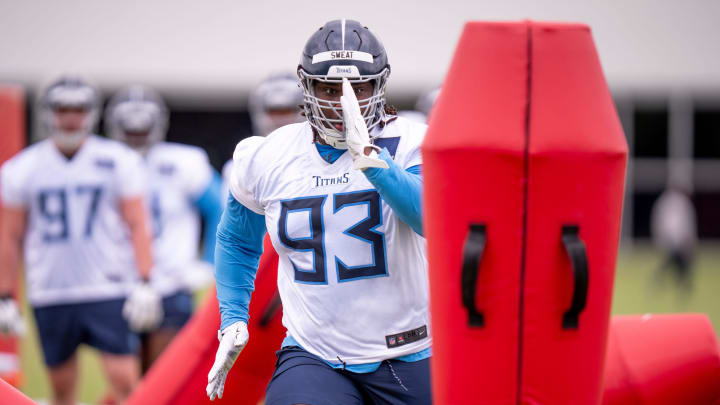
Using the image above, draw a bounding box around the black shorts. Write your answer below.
[33,298,139,367]
[265,346,432,405]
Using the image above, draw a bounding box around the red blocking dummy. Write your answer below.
[423,21,627,405]
[603,314,720,405]
[127,237,283,405]
[0,85,26,387]
[0,377,35,405]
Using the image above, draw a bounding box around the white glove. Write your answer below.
[123,282,163,332]
[181,260,214,292]
[340,78,389,170]
[207,321,249,400]
[0,298,25,336]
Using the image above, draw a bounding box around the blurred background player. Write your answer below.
[397,86,441,124]
[207,19,432,404]
[651,184,698,293]
[106,85,224,372]
[221,72,304,196]
[0,76,161,405]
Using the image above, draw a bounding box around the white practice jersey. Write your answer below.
[144,142,213,295]
[228,117,430,364]
[0,136,145,307]
[221,158,233,203]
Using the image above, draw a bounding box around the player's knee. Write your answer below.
[50,382,76,405]
[110,375,135,401]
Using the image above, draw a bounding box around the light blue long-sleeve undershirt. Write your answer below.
[215,142,428,373]
[194,172,224,263]
[215,195,266,328]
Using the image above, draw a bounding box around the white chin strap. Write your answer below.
[318,132,348,149]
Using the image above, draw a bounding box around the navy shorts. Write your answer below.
[33,298,139,367]
[265,346,432,405]
[157,291,193,330]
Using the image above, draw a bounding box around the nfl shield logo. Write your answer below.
[389,337,396,345]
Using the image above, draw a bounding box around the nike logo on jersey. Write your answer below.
[313,172,350,188]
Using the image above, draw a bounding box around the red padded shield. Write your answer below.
[0,378,35,404]
[603,314,720,405]
[0,85,25,387]
[127,237,283,405]
[423,21,627,405]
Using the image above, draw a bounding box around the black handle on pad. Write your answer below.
[461,223,487,327]
[561,225,589,330]
[258,293,282,328]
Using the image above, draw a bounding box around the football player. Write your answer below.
[221,72,304,197]
[398,86,441,124]
[207,19,431,404]
[0,76,161,405]
[105,85,223,371]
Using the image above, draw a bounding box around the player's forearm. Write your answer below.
[362,149,424,236]
[0,207,25,295]
[215,196,267,329]
[196,173,224,264]
[120,197,153,281]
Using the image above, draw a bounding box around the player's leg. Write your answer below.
[349,357,432,405]
[47,355,79,405]
[99,352,140,402]
[265,346,364,405]
[140,290,193,373]
[33,304,84,405]
[83,298,141,402]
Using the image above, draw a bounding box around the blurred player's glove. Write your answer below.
[207,321,249,400]
[122,282,163,332]
[0,298,25,336]
[181,260,214,292]
[341,78,389,171]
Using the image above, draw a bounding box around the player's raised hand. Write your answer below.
[340,78,388,170]
[0,298,26,336]
[207,321,249,400]
[122,282,163,332]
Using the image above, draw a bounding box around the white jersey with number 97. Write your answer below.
[228,117,430,365]
[0,136,145,307]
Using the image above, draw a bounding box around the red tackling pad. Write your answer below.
[423,21,627,404]
[0,377,35,404]
[602,314,720,405]
[126,237,283,405]
[0,85,26,387]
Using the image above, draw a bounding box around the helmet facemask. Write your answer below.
[298,66,390,149]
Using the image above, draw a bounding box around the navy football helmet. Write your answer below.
[40,76,100,149]
[105,85,168,154]
[297,19,391,148]
[249,73,304,136]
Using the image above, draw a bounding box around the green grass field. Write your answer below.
[15,244,720,403]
